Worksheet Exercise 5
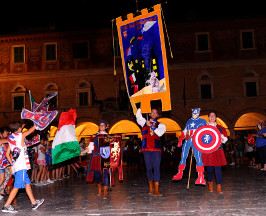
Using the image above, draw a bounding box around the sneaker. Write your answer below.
[230,162,235,166]
[35,182,43,186]
[47,179,54,184]
[32,199,44,210]
[42,181,50,185]
[2,205,18,213]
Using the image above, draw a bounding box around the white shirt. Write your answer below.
[9,133,28,174]
[37,144,46,160]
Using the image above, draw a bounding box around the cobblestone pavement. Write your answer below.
[0,165,265,216]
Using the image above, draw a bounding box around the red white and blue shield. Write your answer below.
[193,125,221,154]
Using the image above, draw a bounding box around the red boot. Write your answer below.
[172,164,185,180]
[195,166,206,185]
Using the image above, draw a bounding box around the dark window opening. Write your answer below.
[46,44,56,61]
[201,84,212,99]
[197,34,209,51]
[79,92,89,106]
[46,94,57,108]
[242,32,253,49]
[73,42,88,59]
[245,82,257,97]
[14,96,24,110]
[14,46,24,63]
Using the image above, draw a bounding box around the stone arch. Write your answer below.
[109,120,141,135]
[43,81,59,90]
[232,108,266,129]
[200,109,233,130]
[75,122,99,139]
[234,112,266,131]
[12,83,26,92]
[76,79,91,89]
[200,114,231,136]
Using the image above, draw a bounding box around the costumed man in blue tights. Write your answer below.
[136,108,166,196]
[172,108,207,185]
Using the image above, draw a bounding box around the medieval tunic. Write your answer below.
[202,123,227,166]
[136,108,166,182]
[86,131,107,183]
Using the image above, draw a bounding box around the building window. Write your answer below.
[14,96,24,110]
[45,93,58,109]
[243,72,258,97]
[245,82,257,97]
[45,43,57,61]
[13,46,25,63]
[73,42,88,59]
[79,92,89,106]
[12,85,26,111]
[201,84,212,99]
[77,81,91,107]
[241,30,254,49]
[196,33,210,52]
[44,83,59,109]
[198,73,213,100]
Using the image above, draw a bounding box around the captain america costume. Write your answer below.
[179,116,206,166]
[173,108,207,185]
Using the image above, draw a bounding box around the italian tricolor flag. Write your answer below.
[52,108,80,165]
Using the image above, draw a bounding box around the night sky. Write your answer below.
[1,0,266,35]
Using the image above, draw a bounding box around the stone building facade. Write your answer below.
[0,17,266,137]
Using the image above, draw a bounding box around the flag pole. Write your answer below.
[187,148,193,190]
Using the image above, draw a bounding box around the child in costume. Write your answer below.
[172,108,207,185]
[80,121,110,199]
[201,111,228,194]
[2,121,44,213]
[136,108,166,196]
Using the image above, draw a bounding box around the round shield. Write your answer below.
[193,125,222,154]
[247,134,255,145]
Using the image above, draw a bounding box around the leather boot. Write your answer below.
[208,181,213,192]
[195,166,206,185]
[217,184,223,194]
[103,186,108,199]
[148,180,154,194]
[97,183,102,196]
[153,182,162,196]
[172,164,185,180]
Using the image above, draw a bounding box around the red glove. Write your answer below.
[178,132,185,147]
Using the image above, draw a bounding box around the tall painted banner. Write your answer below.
[116,4,171,114]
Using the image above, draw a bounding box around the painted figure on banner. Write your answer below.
[116,4,171,114]
[172,108,207,185]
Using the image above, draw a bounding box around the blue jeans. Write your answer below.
[143,151,161,182]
